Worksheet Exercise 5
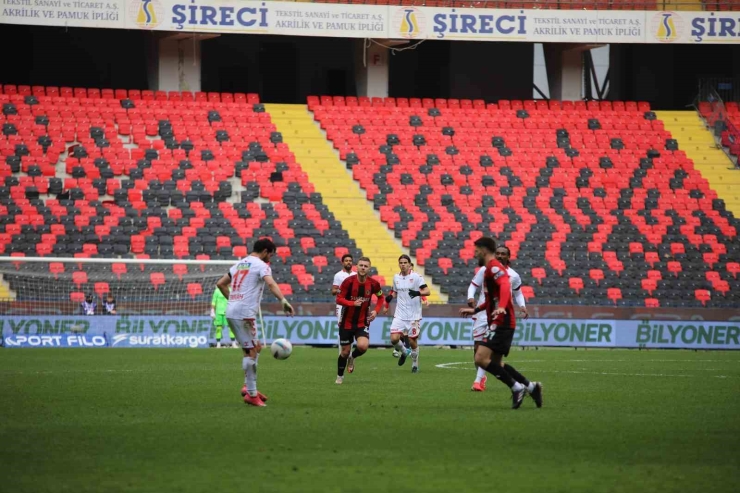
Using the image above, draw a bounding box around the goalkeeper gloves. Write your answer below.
[409,290,421,299]
[385,294,394,304]
[210,308,215,318]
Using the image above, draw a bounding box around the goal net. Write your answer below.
[0,256,234,317]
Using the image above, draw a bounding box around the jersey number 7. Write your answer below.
[232,269,249,290]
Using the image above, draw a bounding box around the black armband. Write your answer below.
[385,294,394,304]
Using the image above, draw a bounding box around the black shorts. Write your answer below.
[339,326,370,346]
[481,326,515,357]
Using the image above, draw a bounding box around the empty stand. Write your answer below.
[0,85,368,302]
[312,95,739,307]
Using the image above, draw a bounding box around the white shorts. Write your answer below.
[472,315,489,342]
[227,318,259,350]
[335,304,343,324]
[390,318,421,339]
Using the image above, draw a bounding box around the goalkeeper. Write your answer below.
[212,287,237,348]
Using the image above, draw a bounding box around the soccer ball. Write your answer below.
[270,338,292,360]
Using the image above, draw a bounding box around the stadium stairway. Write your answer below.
[656,111,740,215]
[264,103,443,302]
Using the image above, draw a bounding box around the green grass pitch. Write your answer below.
[1,347,739,493]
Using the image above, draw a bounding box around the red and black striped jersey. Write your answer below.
[483,259,516,329]
[336,275,384,330]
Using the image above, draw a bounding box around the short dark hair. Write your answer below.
[358,256,371,265]
[398,254,411,263]
[474,237,497,253]
[253,238,276,254]
[496,245,511,255]
[341,254,353,262]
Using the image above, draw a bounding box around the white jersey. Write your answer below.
[225,255,272,320]
[332,269,356,290]
[468,266,524,309]
[392,271,426,321]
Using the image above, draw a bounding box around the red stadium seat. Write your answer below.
[521,286,535,301]
[589,269,604,286]
[531,267,546,285]
[173,264,188,281]
[727,262,740,279]
[112,263,127,280]
[94,282,109,297]
[667,261,682,277]
[312,255,328,273]
[438,257,453,275]
[72,271,88,288]
[150,272,165,291]
[607,288,622,305]
[233,246,248,258]
[70,292,85,303]
[276,246,291,263]
[694,289,711,307]
[641,279,657,296]
[278,283,294,296]
[49,262,65,279]
[645,252,659,268]
[645,298,660,308]
[568,277,583,295]
[187,283,203,300]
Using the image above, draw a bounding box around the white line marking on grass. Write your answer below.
[434,362,736,378]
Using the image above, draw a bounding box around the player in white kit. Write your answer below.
[331,254,356,322]
[383,255,430,373]
[466,245,528,391]
[331,254,356,352]
[216,238,294,407]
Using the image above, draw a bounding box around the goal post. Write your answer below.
[0,256,235,316]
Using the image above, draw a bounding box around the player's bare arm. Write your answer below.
[264,275,294,316]
[216,273,230,299]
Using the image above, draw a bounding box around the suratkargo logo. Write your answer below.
[392,7,425,39]
[651,12,683,43]
[129,0,164,29]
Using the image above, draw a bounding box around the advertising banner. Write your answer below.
[2,315,739,349]
[1,2,739,45]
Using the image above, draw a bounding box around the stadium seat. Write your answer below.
[111,263,127,280]
[173,264,188,281]
[94,282,109,297]
[150,272,166,291]
[70,292,85,303]
[521,286,535,301]
[694,289,711,307]
[278,283,293,296]
[49,262,65,280]
[645,298,660,308]
[187,283,203,300]
[607,288,622,305]
[72,271,88,288]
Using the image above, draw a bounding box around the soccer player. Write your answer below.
[211,287,237,348]
[331,254,356,352]
[384,255,430,373]
[392,261,428,358]
[467,245,528,391]
[216,238,294,407]
[81,294,96,315]
[459,237,542,409]
[334,256,384,384]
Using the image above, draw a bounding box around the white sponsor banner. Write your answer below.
[1,2,739,45]
[2,316,739,349]
[0,0,125,28]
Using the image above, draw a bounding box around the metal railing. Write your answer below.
[303,0,739,10]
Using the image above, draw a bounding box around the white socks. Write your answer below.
[512,382,524,392]
[527,382,535,393]
[393,340,406,353]
[411,349,419,366]
[243,356,258,397]
[475,367,487,383]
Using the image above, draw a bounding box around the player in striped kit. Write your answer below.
[384,255,430,373]
[467,245,528,392]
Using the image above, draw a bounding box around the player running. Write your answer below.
[216,238,294,407]
[383,255,430,373]
[459,237,542,409]
[334,256,385,384]
[331,254,356,352]
[467,245,529,391]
